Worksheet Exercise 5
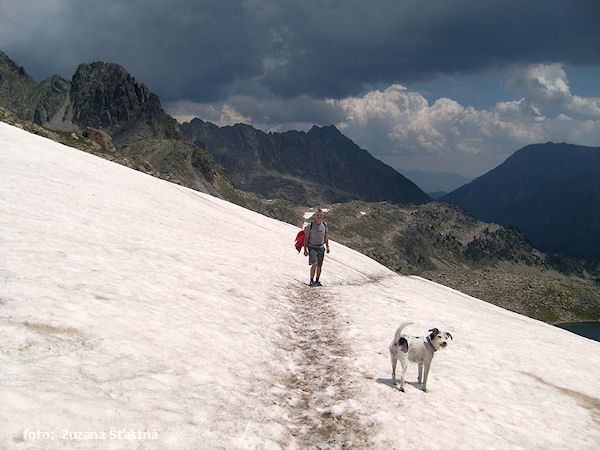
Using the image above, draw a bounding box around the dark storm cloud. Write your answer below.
[263,0,600,98]
[1,0,599,103]
[1,0,272,101]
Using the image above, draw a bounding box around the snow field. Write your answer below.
[1,122,599,448]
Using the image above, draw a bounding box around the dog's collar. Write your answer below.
[426,336,437,352]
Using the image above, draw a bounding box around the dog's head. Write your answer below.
[428,328,453,350]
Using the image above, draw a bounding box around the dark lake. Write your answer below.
[554,322,600,342]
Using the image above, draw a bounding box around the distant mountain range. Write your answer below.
[401,169,472,197]
[1,49,429,207]
[442,143,600,259]
[182,119,430,205]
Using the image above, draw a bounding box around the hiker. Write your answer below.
[303,209,330,286]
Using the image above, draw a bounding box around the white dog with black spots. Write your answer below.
[389,321,453,392]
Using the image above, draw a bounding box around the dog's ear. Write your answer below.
[398,337,408,353]
[428,328,439,337]
[445,332,453,340]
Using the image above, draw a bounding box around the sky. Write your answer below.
[1,0,599,177]
[2,121,600,447]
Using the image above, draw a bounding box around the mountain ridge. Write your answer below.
[442,142,600,259]
[1,49,430,207]
[182,118,430,205]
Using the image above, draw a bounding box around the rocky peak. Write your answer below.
[71,62,154,129]
[66,61,181,143]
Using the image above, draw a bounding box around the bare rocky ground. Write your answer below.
[423,262,599,323]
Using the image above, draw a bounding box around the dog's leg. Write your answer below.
[390,348,397,385]
[399,358,407,392]
[417,361,423,385]
[422,360,431,392]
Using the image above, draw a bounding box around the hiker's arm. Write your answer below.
[303,227,309,255]
[325,233,330,253]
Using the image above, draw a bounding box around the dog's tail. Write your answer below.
[393,321,413,343]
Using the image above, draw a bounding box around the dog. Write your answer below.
[389,321,453,392]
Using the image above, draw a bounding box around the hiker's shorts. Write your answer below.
[308,246,325,267]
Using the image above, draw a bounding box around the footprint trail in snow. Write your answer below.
[278,283,370,448]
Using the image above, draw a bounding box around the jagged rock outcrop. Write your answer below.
[182,119,431,205]
[69,62,181,144]
[71,62,153,129]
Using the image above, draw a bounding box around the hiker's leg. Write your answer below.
[310,262,318,280]
[316,248,324,279]
[308,248,317,281]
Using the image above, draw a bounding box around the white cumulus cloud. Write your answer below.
[327,82,599,175]
[506,64,600,116]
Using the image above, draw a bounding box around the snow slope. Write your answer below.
[1,121,599,448]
